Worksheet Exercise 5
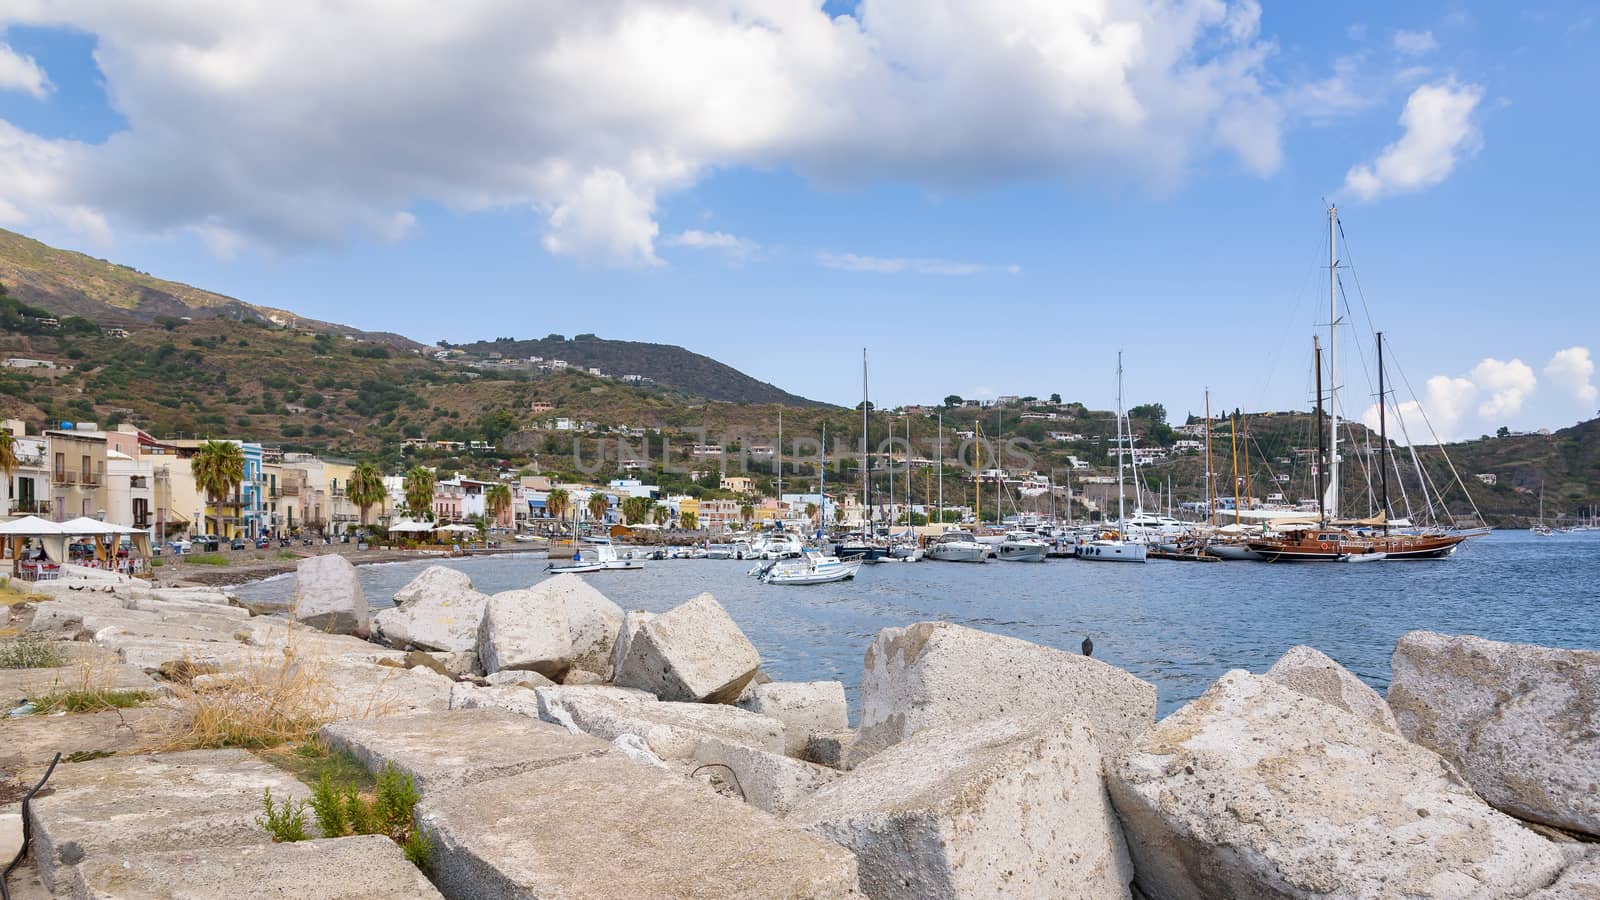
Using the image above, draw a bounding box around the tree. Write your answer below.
[805,502,818,522]
[348,461,387,529]
[484,482,514,526]
[191,439,245,537]
[1129,403,1167,426]
[1496,426,1511,439]
[680,510,698,530]
[833,505,845,523]
[587,492,610,523]
[0,430,18,507]
[545,488,570,522]
[943,395,963,408]
[1049,393,1061,404]
[739,503,754,526]
[622,495,654,525]
[652,505,670,527]
[403,466,437,520]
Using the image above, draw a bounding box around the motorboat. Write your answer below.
[925,530,987,563]
[1077,531,1149,562]
[761,533,806,560]
[1343,551,1387,563]
[705,544,735,560]
[512,533,536,543]
[832,534,888,562]
[760,548,861,585]
[995,531,1047,562]
[546,538,643,573]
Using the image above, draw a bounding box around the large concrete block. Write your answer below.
[66,835,443,899]
[291,554,369,637]
[27,749,311,896]
[1389,630,1600,836]
[856,621,1154,759]
[475,587,573,677]
[694,736,841,816]
[321,708,613,794]
[1526,851,1600,899]
[609,608,654,680]
[372,582,488,653]
[1265,644,1400,735]
[415,754,859,899]
[792,715,1131,900]
[392,564,476,607]
[528,573,624,678]
[738,680,849,757]
[1108,670,1570,900]
[613,593,760,703]
[553,693,784,760]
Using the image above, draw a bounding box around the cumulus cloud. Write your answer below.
[1470,357,1536,418]
[1343,80,1484,201]
[1544,347,1598,405]
[0,41,49,99]
[1393,30,1437,55]
[665,229,757,260]
[0,0,1286,264]
[1361,374,1476,444]
[817,252,1016,276]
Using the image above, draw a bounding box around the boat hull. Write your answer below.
[926,546,987,563]
[1078,541,1147,562]
[996,543,1047,562]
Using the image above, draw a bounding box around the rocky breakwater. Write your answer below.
[5,559,1598,899]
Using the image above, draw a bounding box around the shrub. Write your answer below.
[164,641,336,750]
[293,757,429,870]
[256,788,311,842]
[0,635,63,669]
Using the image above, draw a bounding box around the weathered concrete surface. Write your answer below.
[485,668,556,688]
[290,554,369,637]
[804,730,857,770]
[1389,630,1600,837]
[613,593,760,703]
[792,715,1131,900]
[405,648,480,678]
[1265,644,1401,735]
[609,608,654,681]
[532,684,655,718]
[0,812,21,866]
[0,661,164,700]
[561,667,605,685]
[0,708,182,781]
[553,694,784,760]
[27,749,312,896]
[738,680,849,757]
[321,709,613,793]
[1108,670,1570,900]
[392,564,476,607]
[66,835,444,899]
[372,581,488,653]
[856,622,1155,760]
[319,655,455,720]
[1525,851,1600,899]
[415,754,859,899]
[695,736,841,816]
[475,587,573,677]
[448,681,541,719]
[528,573,624,678]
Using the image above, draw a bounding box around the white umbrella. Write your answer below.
[0,515,68,535]
[435,523,479,534]
[387,520,436,533]
[60,516,138,535]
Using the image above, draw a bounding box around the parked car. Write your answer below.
[256,537,271,549]
[230,538,248,551]
[168,539,191,554]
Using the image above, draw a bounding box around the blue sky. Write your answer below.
[1,2,1596,440]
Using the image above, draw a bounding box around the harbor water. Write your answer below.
[234,530,1600,717]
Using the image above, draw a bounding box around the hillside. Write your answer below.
[450,336,820,407]
[0,227,419,348]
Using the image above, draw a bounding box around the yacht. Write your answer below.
[546,538,643,573]
[1080,353,1147,564]
[995,531,1048,562]
[925,530,988,563]
[760,533,806,560]
[760,548,861,585]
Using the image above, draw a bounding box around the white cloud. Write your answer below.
[0,0,1285,263]
[665,229,756,260]
[1544,347,1598,405]
[1470,357,1536,418]
[0,41,50,98]
[1286,55,1377,120]
[1362,374,1476,443]
[1393,30,1437,55]
[1343,80,1484,201]
[817,252,1015,276]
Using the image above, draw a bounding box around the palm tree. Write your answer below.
[348,461,387,530]
[652,505,670,527]
[403,466,437,521]
[0,430,18,513]
[739,503,754,527]
[587,491,610,524]
[680,510,697,531]
[545,488,570,523]
[192,440,245,537]
[805,502,818,523]
[484,482,514,528]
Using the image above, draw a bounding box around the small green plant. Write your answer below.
[256,787,311,842]
[149,558,165,567]
[34,689,149,713]
[277,757,427,868]
[402,829,433,870]
[0,635,64,669]
[185,552,231,566]
[374,764,422,841]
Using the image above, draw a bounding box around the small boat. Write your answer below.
[705,544,735,560]
[1343,551,1387,563]
[547,539,643,573]
[995,531,1048,562]
[513,533,536,543]
[924,530,987,563]
[761,548,861,585]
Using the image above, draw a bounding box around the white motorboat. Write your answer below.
[995,531,1048,562]
[512,533,536,543]
[760,548,861,585]
[925,530,988,563]
[546,539,643,573]
[705,544,735,559]
[761,533,806,559]
[1342,551,1387,563]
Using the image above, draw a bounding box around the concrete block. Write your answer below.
[392,564,476,607]
[792,716,1131,900]
[1265,644,1400,735]
[291,555,369,637]
[320,708,613,794]
[475,587,572,677]
[416,754,859,899]
[738,680,849,757]
[694,736,841,816]
[529,573,623,678]
[554,693,783,760]
[613,593,760,703]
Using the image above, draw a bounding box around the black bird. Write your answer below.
[1081,636,1094,657]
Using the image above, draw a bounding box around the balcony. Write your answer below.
[13,499,50,514]
[51,470,75,485]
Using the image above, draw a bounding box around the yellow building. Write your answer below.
[45,429,108,521]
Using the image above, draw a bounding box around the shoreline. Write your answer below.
[158,544,549,590]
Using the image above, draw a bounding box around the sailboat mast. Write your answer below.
[1314,335,1326,524]
[1115,353,1127,527]
[776,410,783,517]
[974,422,983,525]
[1240,416,1251,515]
[905,416,911,528]
[1378,332,1389,534]
[1205,389,1215,525]
[1230,413,1241,526]
[819,422,827,538]
[995,407,1002,525]
[1328,204,1341,520]
[861,349,871,534]
[937,413,943,526]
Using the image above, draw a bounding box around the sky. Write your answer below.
[0,1,1596,441]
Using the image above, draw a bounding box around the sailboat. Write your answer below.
[1531,484,1554,536]
[1081,352,1148,563]
[835,350,887,561]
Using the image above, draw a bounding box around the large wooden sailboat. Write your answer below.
[1248,207,1469,563]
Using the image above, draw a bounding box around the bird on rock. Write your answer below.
[1082,636,1094,657]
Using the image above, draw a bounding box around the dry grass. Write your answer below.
[162,642,336,751]
[0,576,49,607]
[28,652,150,711]
[0,634,65,669]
